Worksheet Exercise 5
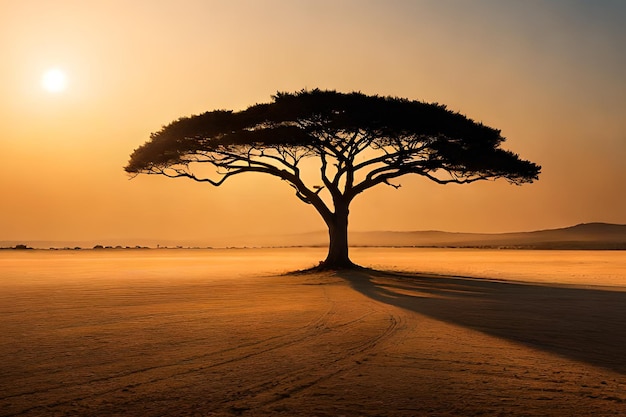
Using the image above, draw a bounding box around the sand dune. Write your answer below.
[1,249,626,416]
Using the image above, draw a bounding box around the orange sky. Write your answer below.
[1,0,625,246]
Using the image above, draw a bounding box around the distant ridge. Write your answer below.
[2,223,625,250]
[347,222,626,250]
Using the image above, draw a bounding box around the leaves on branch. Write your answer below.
[125,89,541,211]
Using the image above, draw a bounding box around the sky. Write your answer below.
[1,0,625,246]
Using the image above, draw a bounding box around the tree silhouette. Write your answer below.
[125,90,540,269]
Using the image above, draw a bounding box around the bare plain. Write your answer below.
[1,248,626,416]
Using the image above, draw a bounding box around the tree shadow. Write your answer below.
[337,268,626,375]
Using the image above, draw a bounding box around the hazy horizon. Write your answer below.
[3,221,625,250]
[2,1,625,243]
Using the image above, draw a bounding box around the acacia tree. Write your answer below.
[125,90,540,269]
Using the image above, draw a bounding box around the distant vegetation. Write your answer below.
[0,244,34,250]
[92,245,149,250]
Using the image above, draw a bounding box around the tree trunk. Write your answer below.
[319,202,356,269]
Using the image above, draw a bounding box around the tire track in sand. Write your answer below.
[213,279,405,414]
[1,276,365,416]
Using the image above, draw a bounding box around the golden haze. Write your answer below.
[1,1,625,245]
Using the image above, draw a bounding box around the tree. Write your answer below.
[125,90,540,269]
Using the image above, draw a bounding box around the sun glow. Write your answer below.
[41,68,68,93]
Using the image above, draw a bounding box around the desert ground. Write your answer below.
[1,248,626,416]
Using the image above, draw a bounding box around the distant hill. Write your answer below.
[2,223,625,250]
[347,222,626,250]
[221,222,626,249]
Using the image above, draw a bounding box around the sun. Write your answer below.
[41,68,68,93]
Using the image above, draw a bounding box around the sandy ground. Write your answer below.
[1,249,626,416]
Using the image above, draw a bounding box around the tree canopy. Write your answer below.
[126,89,540,268]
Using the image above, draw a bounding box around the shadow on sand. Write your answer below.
[337,268,626,375]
